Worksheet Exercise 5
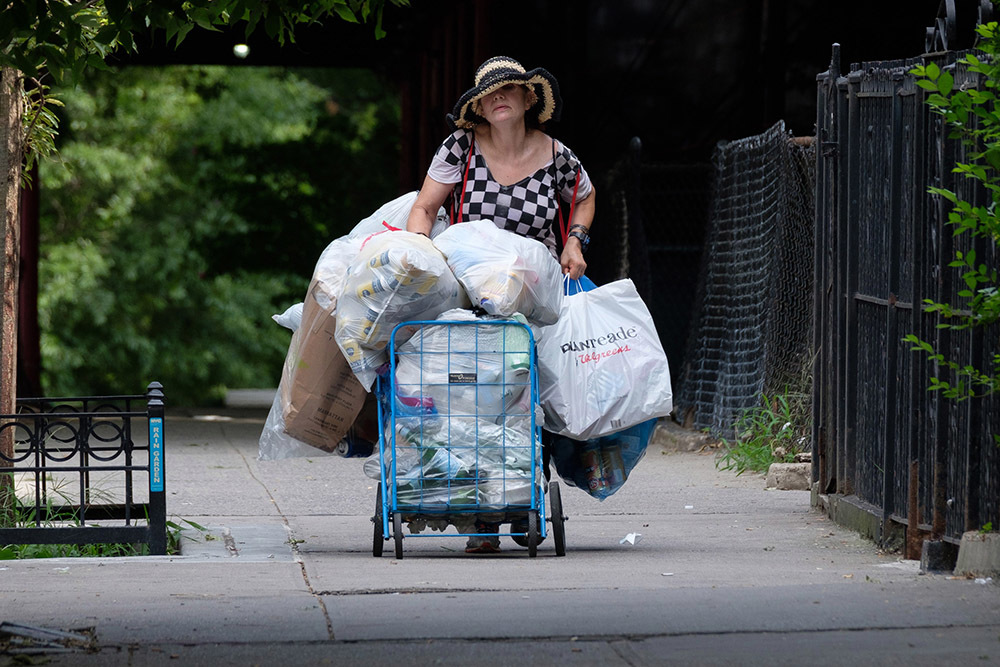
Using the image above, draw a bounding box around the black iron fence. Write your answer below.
[0,383,167,554]
[815,45,1000,551]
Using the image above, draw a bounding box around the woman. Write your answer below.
[406,55,595,280]
[406,56,596,553]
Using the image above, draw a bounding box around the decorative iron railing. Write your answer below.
[0,382,167,554]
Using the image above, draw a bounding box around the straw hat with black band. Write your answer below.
[449,56,562,130]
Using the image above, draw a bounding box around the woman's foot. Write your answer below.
[465,521,501,553]
[464,535,502,553]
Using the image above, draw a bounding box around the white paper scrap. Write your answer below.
[619,532,642,545]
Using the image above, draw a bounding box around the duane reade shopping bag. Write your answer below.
[538,279,673,440]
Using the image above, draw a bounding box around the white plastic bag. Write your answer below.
[309,192,450,312]
[432,221,563,326]
[537,279,673,440]
[335,231,468,390]
[272,302,304,331]
[346,191,451,241]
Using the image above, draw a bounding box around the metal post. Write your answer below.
[815,44,840,492]
[882,70,905,529]
[907,58,930,559]
[841,69,863,496]
[146,381,167,555]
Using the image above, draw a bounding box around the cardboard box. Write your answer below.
[280,281,368,451]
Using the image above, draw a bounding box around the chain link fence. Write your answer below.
[674,121,816,437]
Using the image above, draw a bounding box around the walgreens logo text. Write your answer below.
[560,326,638,365]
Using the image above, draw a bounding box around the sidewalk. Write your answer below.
[1,410,997,666]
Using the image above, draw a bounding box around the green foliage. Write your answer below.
[39,65,400,404]
[716,391,811,476]
[909,23,1000,408]
[0,472,210,558]
[165,518,209,555]
[981,521,995,533]
[1,1,409,185]
[0,474,142,559]
[0,1,410,82]
[21,80,63,185]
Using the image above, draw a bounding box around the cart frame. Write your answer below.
[371,318,566,558]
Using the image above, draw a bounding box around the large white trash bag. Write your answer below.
[335,231,468,391]
[433,221,563,326]
[537,279,673,440]
[346,190,452,241]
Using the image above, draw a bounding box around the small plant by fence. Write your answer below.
[0,382,167,555]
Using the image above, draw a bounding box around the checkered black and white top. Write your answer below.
[428,129,593,258]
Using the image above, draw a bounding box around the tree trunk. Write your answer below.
[1,67,23,520]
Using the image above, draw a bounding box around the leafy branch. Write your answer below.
[908,22,1000,413]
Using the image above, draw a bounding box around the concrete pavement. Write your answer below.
[1,409,997,665]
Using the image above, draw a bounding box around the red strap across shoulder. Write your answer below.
[557,162,582,245]
[452,133,475,226]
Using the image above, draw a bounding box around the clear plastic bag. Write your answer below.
[335,232,469,390]
[259,192,450,461]
[258,329,338,461]
[433,221,563,326]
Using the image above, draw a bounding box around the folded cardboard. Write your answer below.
[281,281,367,451]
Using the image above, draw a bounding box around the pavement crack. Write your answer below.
[226,427,336,641]
[315,587,584,596]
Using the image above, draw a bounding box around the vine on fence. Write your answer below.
[908,22,1000,445]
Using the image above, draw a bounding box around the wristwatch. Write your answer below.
[567,226,590,253]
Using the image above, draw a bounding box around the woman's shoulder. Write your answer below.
[440,128,474,152]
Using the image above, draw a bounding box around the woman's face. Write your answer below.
[479,84,529,125]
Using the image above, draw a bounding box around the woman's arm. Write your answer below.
[406,175,455,235]
[560,186,596,280]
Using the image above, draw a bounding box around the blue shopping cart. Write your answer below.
[371,317,566,558]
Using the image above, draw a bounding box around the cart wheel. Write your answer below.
[527,511,539,558]
[372,483,384,558]
[549,481,566,557]
[393,512,404,560]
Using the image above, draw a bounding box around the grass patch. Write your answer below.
[716,390,811,476]
[0,473,204,558]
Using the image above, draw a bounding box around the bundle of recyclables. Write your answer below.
[379,308,540,512]
[259,192,453,460]
[259,192,673,505]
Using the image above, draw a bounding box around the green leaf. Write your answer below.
[939,70,954,96]
[926,61,941,81]
[106,0,128,24]
[332,3,359,23]
[94,25,119,47]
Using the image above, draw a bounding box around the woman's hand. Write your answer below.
[560,239,587,280]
